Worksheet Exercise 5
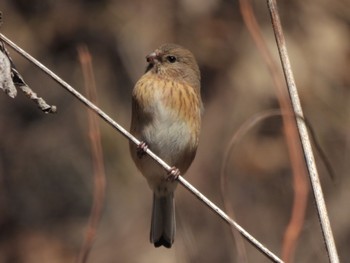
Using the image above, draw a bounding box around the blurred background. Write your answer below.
[0,0,349,262]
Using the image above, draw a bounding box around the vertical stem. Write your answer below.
[267,1,339,262]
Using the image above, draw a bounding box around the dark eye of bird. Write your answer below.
[166,56,177,63]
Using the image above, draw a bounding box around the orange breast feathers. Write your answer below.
[132,73,201,138]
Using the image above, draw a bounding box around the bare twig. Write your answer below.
[267,1,339,262]
[0,33,284,263]
[76,45,106,263]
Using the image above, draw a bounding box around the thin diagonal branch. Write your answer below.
[178,175,283,263]
[0,33,284,263]
[267,1,339,262]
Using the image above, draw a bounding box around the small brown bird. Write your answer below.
[129,43,202,248]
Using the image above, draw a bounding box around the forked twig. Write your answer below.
[267,1,339,262]
[0,33,284,263]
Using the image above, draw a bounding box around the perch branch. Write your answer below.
[0,32,283,263]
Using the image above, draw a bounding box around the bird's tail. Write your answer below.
[150,192,175,248]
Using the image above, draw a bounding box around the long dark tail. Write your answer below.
[150,192,175,248]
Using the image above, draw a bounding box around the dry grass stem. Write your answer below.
[267,0,339,262]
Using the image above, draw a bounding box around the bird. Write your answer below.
[129,43,202,248]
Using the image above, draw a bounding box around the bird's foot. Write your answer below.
[166,167,181,182]
[136,141,148,159]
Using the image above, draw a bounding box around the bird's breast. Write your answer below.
[132,73,201,167]
[133,74,201,130]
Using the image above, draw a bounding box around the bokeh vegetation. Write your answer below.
[0,0,349,262]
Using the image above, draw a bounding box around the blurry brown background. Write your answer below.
[0,0,349,262]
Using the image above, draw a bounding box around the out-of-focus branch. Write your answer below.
[238,0,309,261]
[267,1,339,262]
[0,33,284,263]
[76,45,106,263]
[220,109,282,263]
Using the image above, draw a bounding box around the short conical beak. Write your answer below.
[146,50,161,64]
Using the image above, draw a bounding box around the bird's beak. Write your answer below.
[146,50,161,64]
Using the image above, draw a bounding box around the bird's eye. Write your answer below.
[166,56,177,63]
